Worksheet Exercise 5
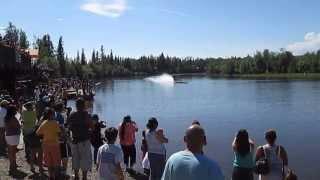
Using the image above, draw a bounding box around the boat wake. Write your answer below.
[145,73,175,86]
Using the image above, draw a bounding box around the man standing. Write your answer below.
[162,125,224,180]
[0,100,9,156]
[67,98,93,180]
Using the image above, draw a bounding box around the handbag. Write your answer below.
[254,146,270,175]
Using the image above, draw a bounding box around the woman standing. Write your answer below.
[119,115,138,170]
[145,117,168,180]
[232,129,255,180]
[5,105,21,175]
[256,129,288,180]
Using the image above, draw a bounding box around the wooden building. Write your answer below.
[0,43,32,94]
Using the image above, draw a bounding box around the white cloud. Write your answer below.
[286,32,320,55]
[80,0,127,18]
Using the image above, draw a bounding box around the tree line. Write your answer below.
[1,22,320,80]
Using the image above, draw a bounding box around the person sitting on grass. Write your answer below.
[36,108,61,180]
[97,127,124,180]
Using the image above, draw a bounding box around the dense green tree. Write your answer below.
[3,22,19,48]
[37,34,54,58]
[81,48,86,65]
[91,49,97,64]
[76,51,80,63]
[57,36,65,75]
[19,30,29,49]
[100,45,105,63]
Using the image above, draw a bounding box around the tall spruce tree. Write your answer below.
[3,22,19,48]
[57,36,66,76]
[37,34,54,58]
[96,51,99,62]
[76,50,80,63]
[100,45,105,62]
[92,50,96,64]
[81,48,86,65]
[19,30,29,49]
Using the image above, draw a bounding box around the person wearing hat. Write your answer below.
[0,100,9,155]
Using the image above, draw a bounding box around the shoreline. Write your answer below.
[208,73,320,80]
[81,73,320,81]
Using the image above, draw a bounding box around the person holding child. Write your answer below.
[145,117,168,180]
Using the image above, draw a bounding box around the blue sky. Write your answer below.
[1,0,320,58]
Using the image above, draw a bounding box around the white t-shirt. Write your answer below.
[0,107,7,128]
[146,130,166,155]
[97,144,123,180]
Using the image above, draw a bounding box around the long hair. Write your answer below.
[5,105,17,123]
[119,115,131,141]
[235,129,250,157]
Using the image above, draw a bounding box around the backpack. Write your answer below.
[254,146,270,175]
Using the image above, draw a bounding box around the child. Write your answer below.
[141,130,150,176]
[54,102,69,177]
[36,108,61,180]
[141,130,148,159]
[97,127,124,180]
[90,114,106,164]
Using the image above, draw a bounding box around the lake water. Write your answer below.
[83,76,320,179]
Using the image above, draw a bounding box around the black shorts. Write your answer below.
[24,132,41,148]
[60,142,69,158]
[232,167,254,180]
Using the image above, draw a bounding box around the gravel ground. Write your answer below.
[0,147,147,180]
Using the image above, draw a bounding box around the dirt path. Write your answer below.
[0,149,147,180]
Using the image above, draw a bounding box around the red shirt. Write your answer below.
[119,123,137,146]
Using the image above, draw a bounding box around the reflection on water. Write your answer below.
[72,77,320,179]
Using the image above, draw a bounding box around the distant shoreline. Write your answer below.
[95,73,320,80]
[208,73,320,80]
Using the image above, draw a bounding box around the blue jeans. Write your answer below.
[148,153,166,180]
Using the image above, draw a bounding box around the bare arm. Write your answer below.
[255,146,264,162]
[156,132,168,143]
[232,136,237,151]
[249,138,255,150]
[132,122,138,132]
[280,146,288,166]
[115,163,124,180]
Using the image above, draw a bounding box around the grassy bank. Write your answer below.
[208,73,320,80]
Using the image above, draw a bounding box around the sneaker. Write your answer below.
[72,174,80,180]
[30,167,36,173]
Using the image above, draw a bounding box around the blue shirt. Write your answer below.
[55,112,64,125]
[162,150,224,180]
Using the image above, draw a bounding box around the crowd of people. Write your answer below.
[0,84,299,180]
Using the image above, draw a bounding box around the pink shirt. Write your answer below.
[119,123,137,146]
